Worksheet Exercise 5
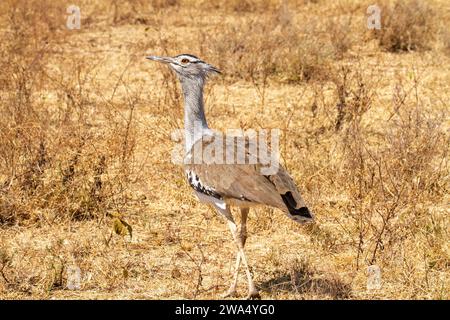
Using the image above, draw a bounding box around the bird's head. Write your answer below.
[146,54,221,81]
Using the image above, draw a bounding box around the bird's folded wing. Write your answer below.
[184,134,303,211]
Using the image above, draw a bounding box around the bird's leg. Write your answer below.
[224,208,249,298]
[240,208,249,246]
[223,251,241,298]
[238,208,260,299]
[226,217,260,300]
[215,205,259,299]
[214,204,240,298]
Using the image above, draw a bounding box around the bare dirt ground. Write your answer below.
[0,0,448,299]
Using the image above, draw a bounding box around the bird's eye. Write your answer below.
[181,58,190,64]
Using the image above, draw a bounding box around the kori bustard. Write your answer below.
[146,54,314,299]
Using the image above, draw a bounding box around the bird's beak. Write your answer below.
[208,65,221,74]
[145,55,173,64]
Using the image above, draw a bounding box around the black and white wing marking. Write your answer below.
[186,170,223,200]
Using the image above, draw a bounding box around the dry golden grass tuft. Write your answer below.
[0,0,449,299]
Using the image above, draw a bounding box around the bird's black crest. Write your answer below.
[176,53,200,60]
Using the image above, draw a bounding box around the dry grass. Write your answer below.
[0,0,448,299]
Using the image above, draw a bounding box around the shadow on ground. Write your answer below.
[258,261,352,299]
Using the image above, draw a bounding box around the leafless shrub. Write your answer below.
[199,6,355,84]
[109,0,178,24]
[0,2,143,225]
[334,73,448,268]
[442,30,450,57]
[205,0,276,13]
[331,63,376,131]
[327,15,355,60]
[373,0,436,52]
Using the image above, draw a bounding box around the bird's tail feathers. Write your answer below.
[281,191,314,224]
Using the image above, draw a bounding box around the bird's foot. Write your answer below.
[246,290,261,300]
[222,288,238,298]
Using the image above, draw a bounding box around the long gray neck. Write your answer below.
[180,76,209,152]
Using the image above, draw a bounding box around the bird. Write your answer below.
[146,53,314,299]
